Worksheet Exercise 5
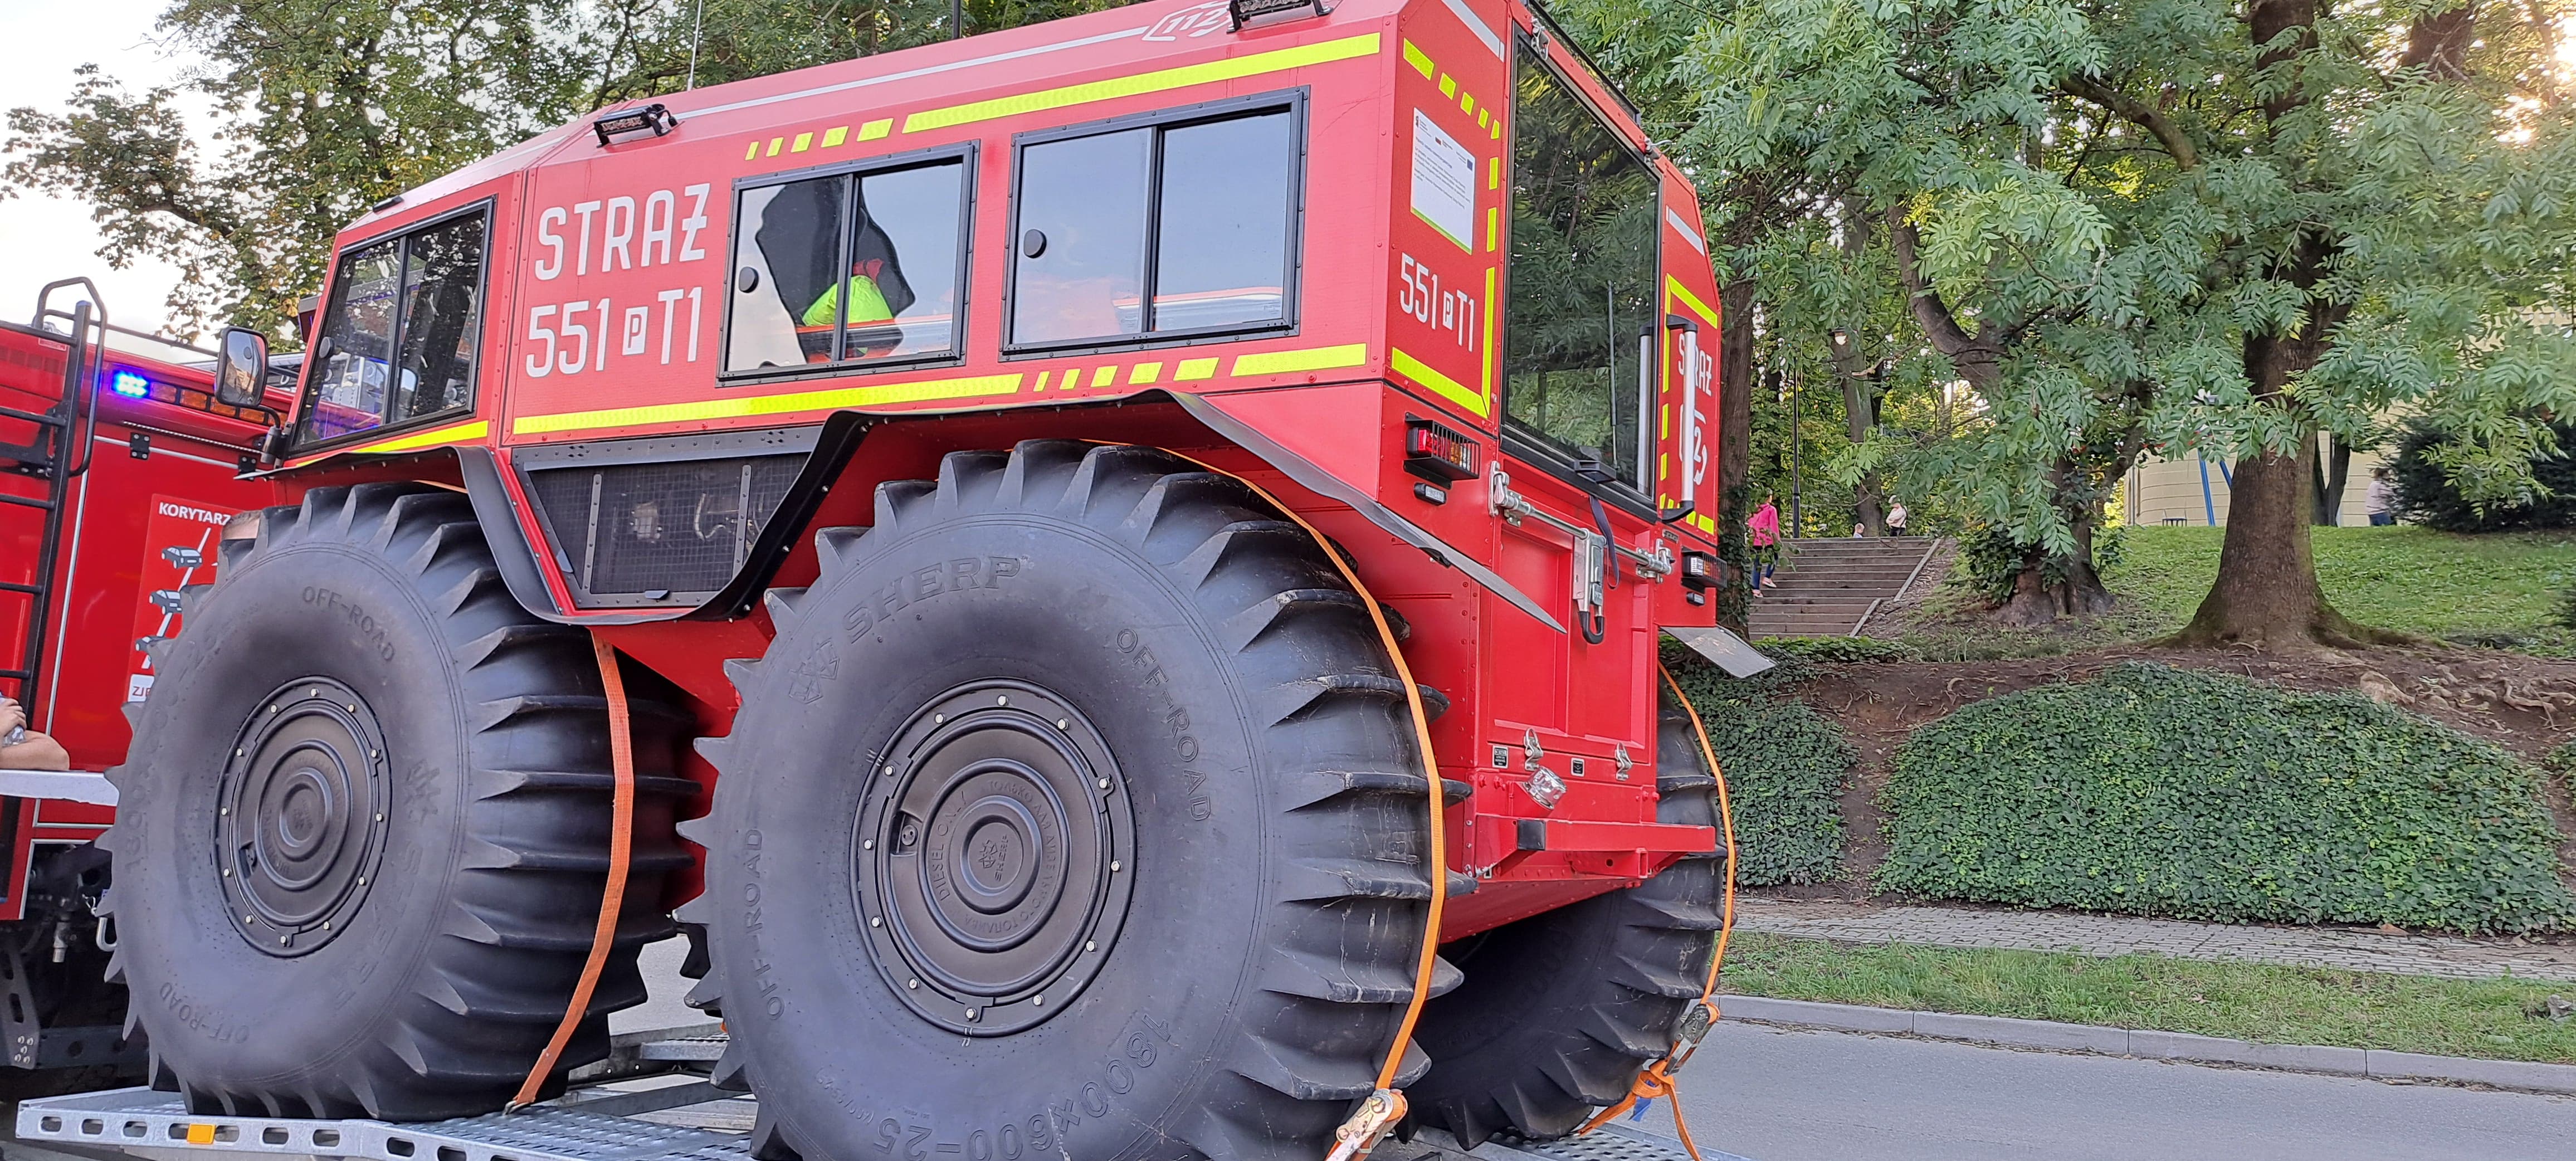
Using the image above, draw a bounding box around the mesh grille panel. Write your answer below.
[528,454,804,600]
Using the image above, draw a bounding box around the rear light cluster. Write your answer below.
[1403,417,1477,505]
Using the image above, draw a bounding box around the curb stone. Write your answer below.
[1719,996,2576,1095]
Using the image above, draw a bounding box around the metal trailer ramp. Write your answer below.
[12,1083,1737,1161]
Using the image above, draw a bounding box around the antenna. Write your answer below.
[686,0,706,90]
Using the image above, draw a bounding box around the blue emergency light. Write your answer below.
[111,370,150,398]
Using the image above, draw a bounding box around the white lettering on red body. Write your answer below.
[524,182,716,375]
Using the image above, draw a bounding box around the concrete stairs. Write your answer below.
[1748,536,1943,638]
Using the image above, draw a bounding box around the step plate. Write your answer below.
[18,1090,1730,1161]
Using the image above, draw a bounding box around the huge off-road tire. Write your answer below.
[685,442,1449,1161]
[103,484,687,1119]
[1406,690,1725,1147]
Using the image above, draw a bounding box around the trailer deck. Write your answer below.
[9,1026,1744,1161]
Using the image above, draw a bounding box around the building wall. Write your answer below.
[2123,442,2392,527]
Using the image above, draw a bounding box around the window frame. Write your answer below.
[289,199,495,453]
[1494,40,1665,515]
[718,140,980,387]
[1002,88,1310,359]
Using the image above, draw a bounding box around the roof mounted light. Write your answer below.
[1228,0,1326,31]
[593,103,679,147]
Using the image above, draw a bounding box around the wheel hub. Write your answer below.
[855,680,1133,1035]
[217,679,391,957]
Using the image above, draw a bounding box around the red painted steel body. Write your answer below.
[233,0,1731,940]
[0,320,280,923]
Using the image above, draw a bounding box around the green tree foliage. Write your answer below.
[1663,648,1851,885]
[2392,418,2576,531]
[2,0,1130,337]
[1881,664,2576,933]
[1567,0,2576,643]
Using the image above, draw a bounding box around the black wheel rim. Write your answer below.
[216,679,391,957]
[854,680,1134,1035]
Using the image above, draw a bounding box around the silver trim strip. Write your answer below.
[1439,0,1506,58]
[1666,207,1707,254]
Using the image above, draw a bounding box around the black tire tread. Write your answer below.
[101,482,679,1120]
[692,442,1445,1161]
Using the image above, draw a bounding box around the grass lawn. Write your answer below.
[2106,525,2576,648]
[1900,525,2576,657]
[1718,931,2576,1064]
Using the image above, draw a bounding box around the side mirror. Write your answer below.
[213,326,270,407]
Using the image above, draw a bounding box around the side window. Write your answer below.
[1009,102,1299,349]
[1502,47,1658,492]
[299,211,487,446]
[724,154,969,375]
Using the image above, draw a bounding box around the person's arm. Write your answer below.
[2,733,70,772]
[0,701,70,771]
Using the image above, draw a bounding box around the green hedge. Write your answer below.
[1880,664,2575,934]
[1663,648,1851,885]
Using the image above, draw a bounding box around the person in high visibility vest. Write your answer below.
[804,260,897,328]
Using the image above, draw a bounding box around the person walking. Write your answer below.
[1886,500,1910,536]
[1748,494,1782,597]
[2365,467,2397,526]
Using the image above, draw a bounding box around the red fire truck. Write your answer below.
[1,280,288,1086]
[105,1,1743,1157]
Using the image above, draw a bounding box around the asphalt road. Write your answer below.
[613,938,2576,1160]
[1672,1021,2576,1161]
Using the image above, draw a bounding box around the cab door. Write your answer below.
[1475,30,1669,856]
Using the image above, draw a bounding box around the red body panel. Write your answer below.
[257,0,1731,940]
[0,321,280,923]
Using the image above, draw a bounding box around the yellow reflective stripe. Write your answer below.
[1090,365,1117,387]
[860,118,893,141]
[1480,267,1496,402]
[1129,362,1163,384]
[348,419,487,455]
[1438,74,1457,98]
[822,125,850,148]
[1667,276,1719,325]
[905,33,1381,133]
[1176,357,1221,381]
[1391,348,1485,417]
[792,131,813,152]
[513,375,1023,435]
[1402,39,1436,79]
[766,137,784,156]
[1232,343,1368,377]
[744,141,760,160]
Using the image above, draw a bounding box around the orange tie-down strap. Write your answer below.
[510,633,638,1110]
[1575,661,1739,1161]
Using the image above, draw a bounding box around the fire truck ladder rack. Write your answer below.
[9,1026,1732,1161]
[0,280,110,713]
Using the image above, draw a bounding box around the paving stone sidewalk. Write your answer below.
[1733,897,2576,983]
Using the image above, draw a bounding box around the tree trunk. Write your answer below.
[2170,0,2406,650]
[1991,461,2119,626]
[1714,278,1758,635]
[2172,348,2407,650]
[1839,372,1886,535]
[2311,430,2353,525]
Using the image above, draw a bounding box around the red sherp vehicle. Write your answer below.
[2,282,287,1085]
[107,1,1743,1157]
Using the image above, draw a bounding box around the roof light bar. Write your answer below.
[593,103,680,147]
[1228,0,1326,31]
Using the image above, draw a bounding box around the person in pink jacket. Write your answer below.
[1748,494,1782,595]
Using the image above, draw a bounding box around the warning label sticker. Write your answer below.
[1409,110,1477,253]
